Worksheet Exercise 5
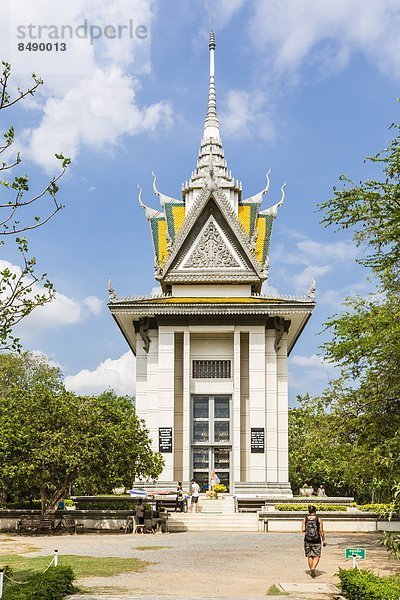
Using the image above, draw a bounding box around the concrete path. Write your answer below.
[4,530,399,599]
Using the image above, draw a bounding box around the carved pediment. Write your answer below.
[160,194,263,285]
[180,217,244,270]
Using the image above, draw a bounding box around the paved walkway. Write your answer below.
[4,531,399,599]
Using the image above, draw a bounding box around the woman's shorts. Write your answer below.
[304,542,322,557]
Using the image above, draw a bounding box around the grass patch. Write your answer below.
[266,584,288,596]
[0,554,150,578]
[134,545,171,551]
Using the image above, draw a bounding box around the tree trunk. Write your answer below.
[40,487,46,516]
[45,471,77,515]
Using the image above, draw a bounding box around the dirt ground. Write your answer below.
[1,531,400,599]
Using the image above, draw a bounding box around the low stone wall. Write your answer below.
[0,509,132,533]
[258,510,400,533]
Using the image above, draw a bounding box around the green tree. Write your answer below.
[0,352,163,514]
[0,350,64,396]
[316,108,400,501]
[0,61,70,351]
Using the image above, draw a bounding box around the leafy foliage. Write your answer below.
[299,109,400,503]
[0,61,70,351]
[338,568,400,600]
[0,351,164,514]
[2,566,75,600]
[274,504,344,511]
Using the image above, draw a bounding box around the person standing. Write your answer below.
[317,485,326,497]
[189,478,200,512]
[175,481,185,512]
[209,470,220,492]
[302,505,327,578]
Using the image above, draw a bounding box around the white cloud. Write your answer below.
[24,67,173,173]
[318,279,370,308]
[0,259,102,340]
[248,0,400,78]
[221,89,275,140]
[270,230,358,292]
[261,282,280,296]
[292,264,331,292]
[296,239,358,263]
[0,0,173,173]
[65,351,135,396]
[289,353,338,396]
[16,290,103,340]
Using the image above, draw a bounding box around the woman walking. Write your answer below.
[302,505,327,578]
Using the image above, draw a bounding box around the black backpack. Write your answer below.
[305,516,320,543]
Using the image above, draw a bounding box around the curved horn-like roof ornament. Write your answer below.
[242,169,271,205]
[151,171,180,206]
[308,277,316,300]
[137,184,163,220]
[260,181,286,218]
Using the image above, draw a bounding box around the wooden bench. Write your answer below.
[58,515,84,534]
[16,515,54,535]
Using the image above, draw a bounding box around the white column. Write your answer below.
[232,328,241,483]
[182,329,191,484]
[248,327,266,481]
[265,328,278,483]
[145,328,159,455]
[158,326,175,481]
[135,332,147,421]
[277,332,289,483]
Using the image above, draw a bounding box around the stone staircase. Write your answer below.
[168,495,259,532]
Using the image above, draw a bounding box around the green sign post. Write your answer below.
[345,548,366,560]
[345,548,366,568]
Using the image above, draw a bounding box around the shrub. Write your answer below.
[74,500,138,510]
[338,568,400,600]
[274,503,344,512]
[0,501,41,510]
[3,566,75,600]
[359,504,395,518]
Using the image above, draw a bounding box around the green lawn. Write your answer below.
[1,554,150,578]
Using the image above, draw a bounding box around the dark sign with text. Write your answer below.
[251,427,265,453]
[159,427,173,453]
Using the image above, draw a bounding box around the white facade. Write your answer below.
[109,33,315,496]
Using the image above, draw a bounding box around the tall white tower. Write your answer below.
[109,33,315,496]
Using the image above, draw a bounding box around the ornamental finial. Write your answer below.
[204,31,219,139]
[308,278,316,300]
[108,279,116,301]
[209,31,216,50]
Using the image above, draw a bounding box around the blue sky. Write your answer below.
[1,0,399,403]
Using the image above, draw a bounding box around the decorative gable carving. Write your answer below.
[159,192,265,288]
[181,218,243,270]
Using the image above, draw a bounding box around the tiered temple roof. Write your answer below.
[137,32,286,294]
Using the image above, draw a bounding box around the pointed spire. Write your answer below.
[204,31,220,140]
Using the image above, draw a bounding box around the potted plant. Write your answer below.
[64,499,76,510]
[112,486,126,495]
[213,483,227,499]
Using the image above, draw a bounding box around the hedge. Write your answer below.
[0,501,42,510]
[339,568,400,600]
[2,566,75,600]
[358,504,395,518]
[274,503,344,512]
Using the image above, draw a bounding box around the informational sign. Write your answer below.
[158,427,173,453]
[251,427,265,453]
[345,548,366,560]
